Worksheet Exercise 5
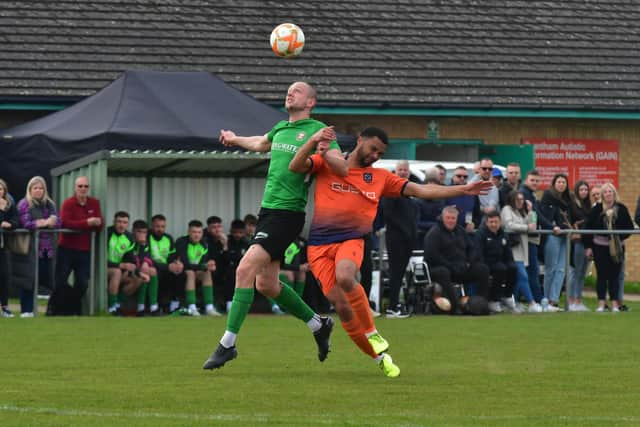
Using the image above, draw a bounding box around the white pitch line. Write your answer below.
[1,405,638,425]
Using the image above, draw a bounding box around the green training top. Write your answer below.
[107,228,135,265]
[262,118,340,212]
[149,233,175,264]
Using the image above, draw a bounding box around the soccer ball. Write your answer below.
[270,23,305,58]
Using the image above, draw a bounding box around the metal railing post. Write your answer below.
[378,228,387,311]
[564,232,572,311]
[33,230,39,317]
[89,231,96,316]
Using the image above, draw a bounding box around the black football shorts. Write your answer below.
[251,208,305,260]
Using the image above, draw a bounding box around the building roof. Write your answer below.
[1,0,639,111]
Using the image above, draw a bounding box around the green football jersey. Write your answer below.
[262,118,340,212]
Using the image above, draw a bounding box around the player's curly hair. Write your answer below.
[359,127,388,145]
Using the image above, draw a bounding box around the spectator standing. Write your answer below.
[15,176,61,317]
[519,169,553,303]
[380,160,416,318]
[445,166,481,232]
[434,164,446,185]
[148,214,182,315]
[567,181,591,311]
[470,158,500,215]
[491,167,504,190]
[499,163,521,207]
[424,206,490,312]
[0,179,19,317]
[590,185,602,206]
[540,173,572,310]
[50,176,103,315]
[222,219,250,313]
[500,190,542,313]
[474,211,518,313]
[584,183,633,312]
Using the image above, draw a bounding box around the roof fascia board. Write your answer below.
[51,150,112,176]
[313,107,640,120]
[0,103,71,111]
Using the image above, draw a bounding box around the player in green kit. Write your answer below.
[203,81,348,370]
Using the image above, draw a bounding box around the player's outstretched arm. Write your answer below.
[219,130,271,153]
[403,180,493,200]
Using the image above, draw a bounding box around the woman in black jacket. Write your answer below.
[540,173,573,309]
[583,183,633,312]
[567,180,591,311]
[0,178,19,317]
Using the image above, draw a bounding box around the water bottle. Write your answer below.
[541,297,549,312]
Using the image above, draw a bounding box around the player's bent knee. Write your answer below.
[336,275,357,293]
[255,279,278,297]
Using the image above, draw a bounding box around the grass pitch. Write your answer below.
[2,304,639,427]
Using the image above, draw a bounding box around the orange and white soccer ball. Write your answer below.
[270,23,305,58]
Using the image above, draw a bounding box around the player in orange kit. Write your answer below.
[289,127,492,377]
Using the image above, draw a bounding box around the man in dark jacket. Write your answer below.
[499,163,521,207]
[474,212,518,313]
[379,160,417,318]
[222,219,250,312]
[423,206,490,312]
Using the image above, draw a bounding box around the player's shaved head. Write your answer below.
[291,81,316,100]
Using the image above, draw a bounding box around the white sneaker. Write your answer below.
[568,303,579,312]
[271,304,285,315]
[612,306,620,313]
[546,304,561,312]
[575,303,590,312]
[488,301,503,313]
[205,305,222,316]
[596,306,607,312]
[169,300,180,313]
[500,297,517,312]
[187,306,201,317]
[20,312,34,318]
[528,302,543,313]
[371,307,381,318]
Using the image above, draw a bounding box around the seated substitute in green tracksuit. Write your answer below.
[173,219,220,316]
[106,211,135,314]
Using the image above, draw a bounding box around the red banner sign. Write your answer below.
[524,138,619,190]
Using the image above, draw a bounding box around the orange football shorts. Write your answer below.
[307,238,364,295]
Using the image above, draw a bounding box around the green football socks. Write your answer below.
[186,289,196,306]
[136,282,148,305]
[202,285,214,306]
[147,276,159,306]
[272,281,314,322]
[226,287,255,334]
